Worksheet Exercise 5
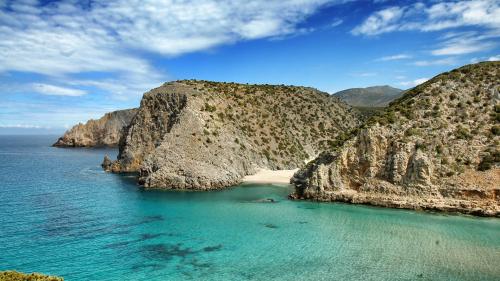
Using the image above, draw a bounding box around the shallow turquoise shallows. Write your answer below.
[0,135,499,281]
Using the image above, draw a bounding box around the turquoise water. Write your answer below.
[0,135,499,281]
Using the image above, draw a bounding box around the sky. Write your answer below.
[0,0,499,132]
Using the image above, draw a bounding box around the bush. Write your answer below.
[478,155,494,171]
[203,103,216,112]
[455,127,471,140]
[491,125,500,136]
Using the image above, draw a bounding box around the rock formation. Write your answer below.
[103,80,361,190]
[292,62,500,216]
[335,85,403,107]
[0,271,63,281]
[53,109,137,147]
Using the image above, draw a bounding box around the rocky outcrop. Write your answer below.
[334,85,403,107]
[0,271,63,281]
[292,62,500,216]
[53,109,137,147]
[104,80,361,190]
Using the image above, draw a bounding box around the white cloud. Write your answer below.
[413,57,457,66]
[399,77,429,87]
[376,54,412,61]
[0,0,344,98]
[427,30,498,58]
[353,1,500,36]
[351,72,377,77]
[351,6,404,35]
[32,83,87,97]
[330,19,344,27]
[487,54,500,61]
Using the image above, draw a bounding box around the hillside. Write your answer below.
[335,85,403,107]
[53,109,137,147]
[103,80,361,190]
[292,62,500,216]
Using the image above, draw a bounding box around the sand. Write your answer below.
[242,169,298,185]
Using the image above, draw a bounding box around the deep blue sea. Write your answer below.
[0,135,499,281]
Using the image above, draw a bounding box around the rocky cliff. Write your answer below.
[292,62,500,216]
[335,85,403,107]
[53,109,137,147]
[103,80,361,190]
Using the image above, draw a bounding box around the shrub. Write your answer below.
[478,155,494,171]
[455,127,471,140]
[203,103,216,112]
[492,125,500,136]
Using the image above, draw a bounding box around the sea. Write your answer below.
[0,135,499,281]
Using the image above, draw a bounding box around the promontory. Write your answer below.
[53,108,137,147]
[103,80,361,190]
[291,62,500,216]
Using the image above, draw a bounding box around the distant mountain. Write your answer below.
[334,85,403,107]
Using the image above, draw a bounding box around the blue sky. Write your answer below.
[0,0,499,132]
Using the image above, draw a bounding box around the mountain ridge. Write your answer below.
[335,85,404,107]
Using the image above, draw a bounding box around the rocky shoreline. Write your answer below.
[289,188,499,217]
[291,62,500,217]
[53,108,137,147]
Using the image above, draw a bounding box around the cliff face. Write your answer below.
[292,62,500,216]
[104,80,361,190]
[53,109,137,147]
[335,85,403,107]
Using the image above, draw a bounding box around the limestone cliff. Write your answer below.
[292,62,500,216]
[104,80,361,190]
[53,109,137,147]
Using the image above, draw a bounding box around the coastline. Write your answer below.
[242,169,298,185]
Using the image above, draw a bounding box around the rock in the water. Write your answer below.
[106,80,361,190]
[53,109,137,147]
[292,61,500,217]
[101,155,113,171]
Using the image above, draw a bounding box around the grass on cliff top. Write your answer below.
[0,271,63,281]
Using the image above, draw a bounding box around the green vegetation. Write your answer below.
[0,271,63,281]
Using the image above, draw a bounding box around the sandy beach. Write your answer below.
[242,169,298,185]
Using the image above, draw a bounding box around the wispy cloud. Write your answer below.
[376,54,412,61]
[352,1,500,36]
[32,84,87,97]
[399,77,429,87]
[0,0,344,99]
[413,57,457,66]
[488,54,500,61]
[330,19,344,28]
[351,72,377,77]
[430,31,497,56]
